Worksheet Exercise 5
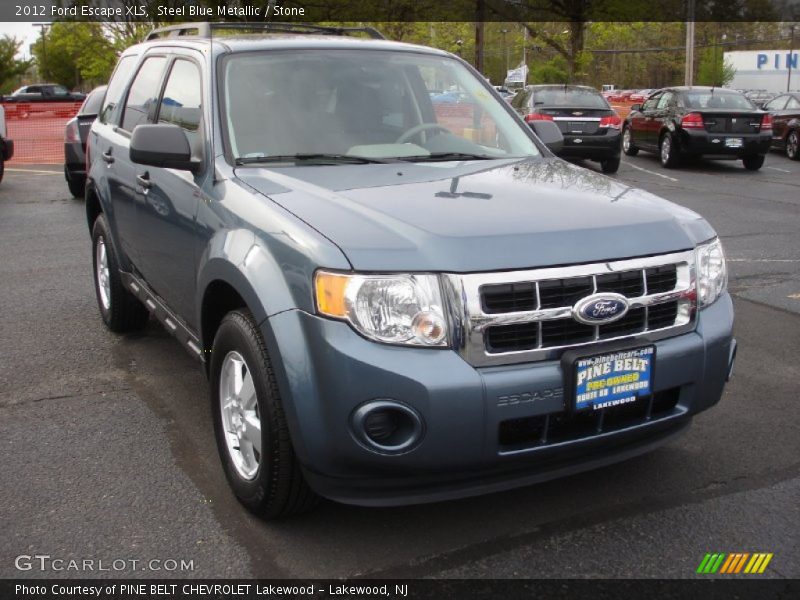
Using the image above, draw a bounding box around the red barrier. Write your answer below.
[2,102,82,164]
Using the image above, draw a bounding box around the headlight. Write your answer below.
[315,271,448,347]
[695,238,727,308]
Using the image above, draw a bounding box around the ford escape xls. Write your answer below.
[86,23,735,518]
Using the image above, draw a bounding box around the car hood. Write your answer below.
[235,157,714,272]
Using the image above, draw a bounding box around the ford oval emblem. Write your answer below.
[573,293,630,325]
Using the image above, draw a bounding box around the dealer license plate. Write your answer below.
[573,346,654,411]
[725,137,743,148]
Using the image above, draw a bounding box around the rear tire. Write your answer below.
[600,156,621,173]
[786,130,799,161]
[210,309,319,519]
[91,214,149,332]
[0,158,4,184]
[659,133,680,168]
[742,154,765,171]
[65,167,85,198]
[622,126,638,156]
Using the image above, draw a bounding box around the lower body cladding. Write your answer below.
[263,294,735,507]
[679,130,770,158]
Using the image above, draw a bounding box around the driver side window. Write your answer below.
[642,94,661,111]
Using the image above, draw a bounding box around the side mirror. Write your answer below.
[529,120,564,154]
[130,124,198,172]
[630,103,642,112]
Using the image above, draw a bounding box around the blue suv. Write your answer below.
[86,23,735,518]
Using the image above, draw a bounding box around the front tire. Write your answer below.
[210,310,318,519]
[622,126,638,156]
[91,214,149,332]
[600,156,621,173]
[742,154,765,171]
[659,133,680,168]
[786,130,799,160]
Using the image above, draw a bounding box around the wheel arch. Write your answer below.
[85,183,102,231]
[196,229,308,374]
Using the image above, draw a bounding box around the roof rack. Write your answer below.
[145,22,386,41]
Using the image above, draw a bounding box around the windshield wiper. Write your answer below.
[234,153,391,165]
[399,152,498,162]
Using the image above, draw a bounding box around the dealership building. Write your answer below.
[725,50,800,92]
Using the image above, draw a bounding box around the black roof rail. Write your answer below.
[145,22,386,41]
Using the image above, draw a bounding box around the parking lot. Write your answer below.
[0,150,798,579]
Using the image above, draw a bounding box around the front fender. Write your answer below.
[195,229,280,329]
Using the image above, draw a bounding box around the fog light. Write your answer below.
[350,400,424,454]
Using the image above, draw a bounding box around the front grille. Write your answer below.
[482,264,683,354]
[539,277,594,309]
[447,251,696,366]
[481,282,536,313]
[498,388,681,451]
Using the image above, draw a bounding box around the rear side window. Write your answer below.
[786,96,800,109]
[121,56,167,132]
[80,87,106,116]
[158,59,202,142]
[764,96,786,110]
[100,55,138,125]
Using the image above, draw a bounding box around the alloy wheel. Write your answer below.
[219,351,261,480]
[95,237,111,310]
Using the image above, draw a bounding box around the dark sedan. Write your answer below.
[64,85,106,198]
[511,84,622,173]
[623,87,771,170]
[762,92,800,160]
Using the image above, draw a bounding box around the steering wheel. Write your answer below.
[396,123,452,144]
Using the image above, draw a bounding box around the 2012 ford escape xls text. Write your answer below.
[86,23,735,518]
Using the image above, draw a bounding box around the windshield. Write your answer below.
[533,87,609,109]
[222,49,540,163]
[684,91,755,110]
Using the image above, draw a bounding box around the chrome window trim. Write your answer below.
[442,250,696,367]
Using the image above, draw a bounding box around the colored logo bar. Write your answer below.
[697,553,773,574]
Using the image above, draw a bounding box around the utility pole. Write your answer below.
[33,23,49,79]
[522,26,528,86]
[684,0,695,86]
[501,28,510,74]
[475,0,486,75]
[789,25,796,92]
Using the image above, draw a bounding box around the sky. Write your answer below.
[0,22,48,59]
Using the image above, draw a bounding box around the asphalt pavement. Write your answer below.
[0,151,798,580]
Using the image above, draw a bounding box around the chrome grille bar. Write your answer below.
[442,250,696,367]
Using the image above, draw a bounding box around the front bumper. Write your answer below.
[1,138,13,161]
[263,293,735,506]
[558,130,622,160]
[679,129,771,157]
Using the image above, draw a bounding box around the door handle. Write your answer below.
[101,149,114,164]
[136,172,152,190]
